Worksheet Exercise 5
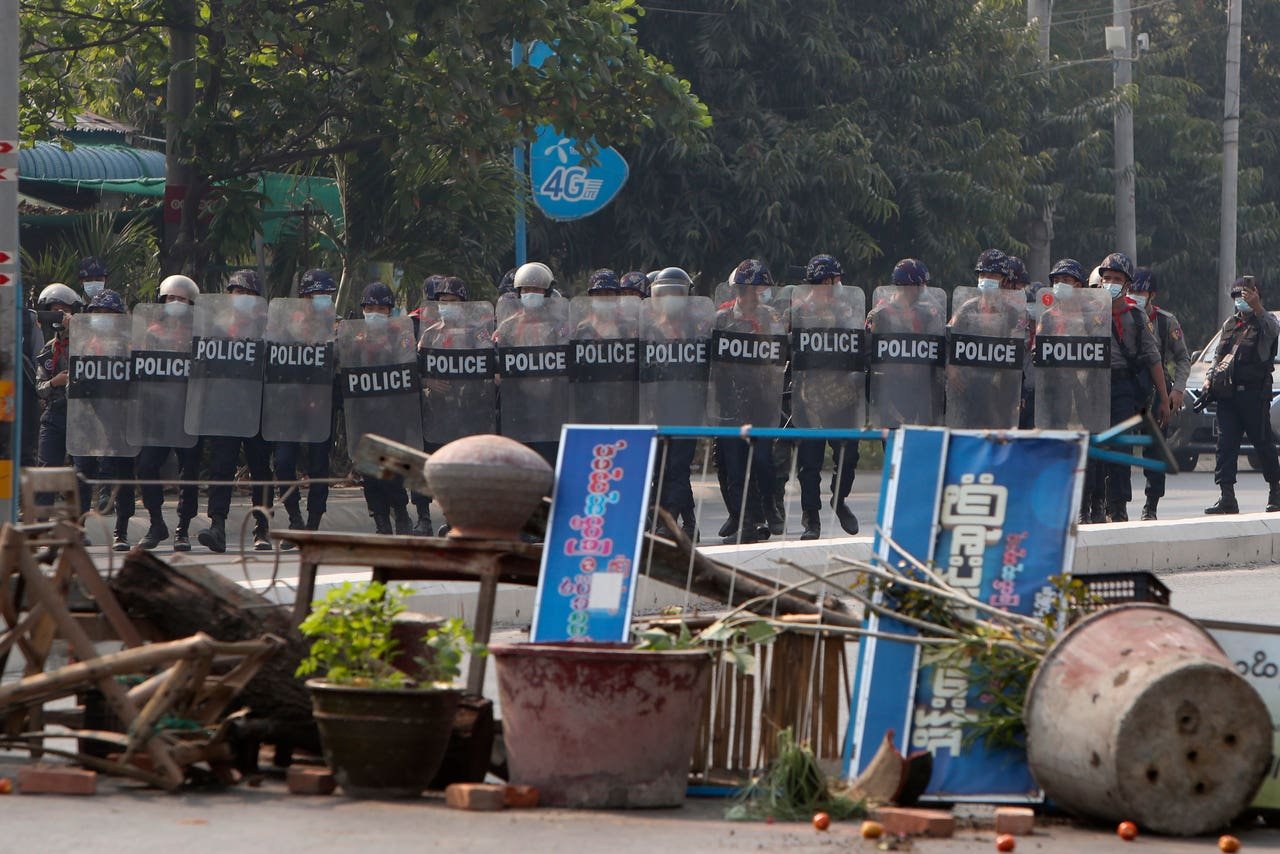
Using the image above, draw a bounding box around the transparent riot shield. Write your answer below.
[708,293,788,426]
[715,281,784,314]
[945,287,1028,429]
[494,296,571,443]
[789,284,867,429]
[568,295,640,425]
[184,293,268,438]
[639,295,714,426]
[127,303,196,449]
[417,301,496,446]
[867,285,947,428]
[337,317,423,450]
[1034,287,1111,431]
[262,298,335,443]
[67,313,137,457]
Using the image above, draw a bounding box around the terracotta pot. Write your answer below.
[426,434,553,539]
[491,642,712,808]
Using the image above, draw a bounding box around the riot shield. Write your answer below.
[867,285,947,428]
[715,281,784,313]
[417,301,496,445]
[127,303,196,449]
[568,295,640,425]
[1034,287,1111,432]
[262,298,335,443]
[337,317,424,450]
[494,296,571,443]
[639,295,714,426]
[184,293,267,438]
[945,287,1027,429]
[788,285,867,429]
[67,313,137,457]
[708,297,788,426]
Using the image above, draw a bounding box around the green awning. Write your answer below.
[21,177,167,197]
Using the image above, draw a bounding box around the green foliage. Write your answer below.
[296,582,483,688]
[20,211,162,306]
[726,728,865,822]
[633,616,778,676]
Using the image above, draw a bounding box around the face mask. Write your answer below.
[363,311,388,325]
[758,288,773,304]
[439,304,463,323]
[1052,282,1074,301]
[1106,283,1124,300]
[312,294,334,311]
[88,313,111,330]
[520,292,546,310]
[977,277,1000,292]
[1130,294,1149,309]
[83,281,105,298]
[1236,297,1251,314]
[163,300,189,317]
[231,293,257,313]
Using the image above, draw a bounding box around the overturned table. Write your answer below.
[271,530,542,694]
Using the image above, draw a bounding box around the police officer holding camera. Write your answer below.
[1204,276,1280,514]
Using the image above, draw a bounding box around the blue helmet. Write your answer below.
[975,248,1009,276]
[620,271,649,296]
[436,276,468,301]
[804,254,843,284]
[891,258,931,286]
[1049,258,1085,284]
[78,257,107,280]
[731,259,773,287]
[299,268,337,296]
[360,281,395,307]
[422,274,445,302]
[1006,255,1029,287]
[88,288,126,314]
[1099,252,1136,283]
[1130,267,1158,294]
[226,269,262,295]
[498,268,517,296]
[587,268,620,294]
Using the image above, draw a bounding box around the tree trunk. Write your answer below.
[162,0,197,274]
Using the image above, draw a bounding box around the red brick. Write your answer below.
[870,807,955,838]
[445,782,506,811]
[504,784,539,808]
[286,766,336,796]
[17,764,96,795]
[995,806,1036,836]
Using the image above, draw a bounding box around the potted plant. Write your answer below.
[296,581,482,798]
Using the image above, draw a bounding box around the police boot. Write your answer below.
[393,505,414,536]
[252,521,272,552]
[717,515,740,538]
[1088,497,1107,525]
[372,513,394,536]
[139,517,169,550]
[1107,502,1128,523]
[197,516,227,553]
[306,511,324,531]
[1140,497,1159,521]
[800,512,821,542]
[1204,485,1239,515]
[766,498,785,537]
[413,510,433,537]
[112,523,130,552]
[833,500,859,536]
[287,507,306,530]
[1267,483,1280,513]
[173,518,192,552]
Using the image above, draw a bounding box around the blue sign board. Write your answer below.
[847,428,1087,802]
[530,425,658,643]
[528,125,629,221]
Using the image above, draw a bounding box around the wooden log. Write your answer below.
[108,551,319,754]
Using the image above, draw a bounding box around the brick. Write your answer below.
[871,807,955,838]
[445,782,506,811]
[17,764,97,795]
[504,784,539,808]
[995,806,1036,836]
[286,766,336,796]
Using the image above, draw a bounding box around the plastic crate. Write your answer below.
[1080,571,1171,610]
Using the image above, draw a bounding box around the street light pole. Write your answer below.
[1113,0,1138,262]
[1218,0,1243,326]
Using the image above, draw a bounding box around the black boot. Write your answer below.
[1205,485,1239,515]
[1088,497,1107,524]
[1107,502,1128,523]
[197,516,227,553]
[253,522,272,551]
[717,515,739,538]
[393,506,413,536]
[800,512,820,541]
[767,493,785,536]
[834,500,859,536]
[112,526,130,552]
[287,507,305,530]
[1140,497,1158,521]
[139,517,169,550]
[372,513,393,535]
[305,511,323,531]
[413,510,433,537]
[1268,483,1280,513]
[173,518,191,552]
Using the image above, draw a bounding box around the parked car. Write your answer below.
[1167,310,1280,472]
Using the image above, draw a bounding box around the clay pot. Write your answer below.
[426,434,553,539]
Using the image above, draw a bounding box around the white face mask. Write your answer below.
[1106,282,1124,300]
[1052,282,1075,301]
[1130,294,1149,309]
[88,313,112,330]
[439,303,463,323]
[977,277,1000,292]
[1236,297,1252,314]
[83,281,105,298]
[758,288,773,304]
[363,311,388,326]
[312,294,334,311]
[520,292,546,310]
[163,300,190,317]
[231,293,257,313]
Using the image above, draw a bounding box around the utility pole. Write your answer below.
[1,0,20,522]
[1027,0,1054,284]
[1113,0,1138,262]
[1218,0,1243,326]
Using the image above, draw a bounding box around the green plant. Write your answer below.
[295,582,482,688]
[634,617,778,676]
[726,728,865,823]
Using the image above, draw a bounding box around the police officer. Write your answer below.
[1129,268,1190,520]
[78,257,108,302]
[272,269,338,535]
[34,283,81,472]
[136,275,203,550]
[866,258,946,427]
[792,254,860,540]
[197,270,275,553]
[1204,276,1280,514]
[1097,253,1171,522]
[620,271,649,299]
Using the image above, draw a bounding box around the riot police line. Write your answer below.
[30,251,1174,553]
